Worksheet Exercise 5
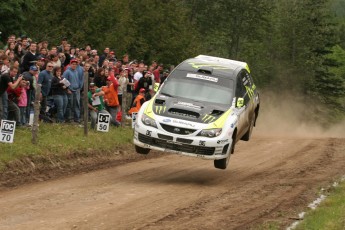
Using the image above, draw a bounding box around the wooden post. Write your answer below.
[121,90,127,127]
[31,84,41,144]
[83,72,89,136]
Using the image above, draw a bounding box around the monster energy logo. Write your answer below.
[155,105,166,114]
[202,114,216,123]
[245,85,255,100]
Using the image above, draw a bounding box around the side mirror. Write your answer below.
[236,98,244,108]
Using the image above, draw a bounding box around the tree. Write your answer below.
[0,0,34,44]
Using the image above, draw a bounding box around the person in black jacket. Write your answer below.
[21,42,38,73]
[136,71,152,100]
[51,66,68,122]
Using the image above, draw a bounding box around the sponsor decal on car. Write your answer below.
[176,101,202,110]
[186,73,218,82]
[186,61,231,70]
[217,139,229,144]
[172,119,195,128]
[202,114,216,123]
[155,105,166,114]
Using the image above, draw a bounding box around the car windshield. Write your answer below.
[160,70,234,105]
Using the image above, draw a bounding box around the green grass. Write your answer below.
[295,180,345,230]
[0,123,134,170]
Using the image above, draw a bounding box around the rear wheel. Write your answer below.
[214,138,235,170]
[242,113,256,141]
[135,145,150,154]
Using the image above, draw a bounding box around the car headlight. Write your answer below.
[197,128,222,137]
[141,113,157,128]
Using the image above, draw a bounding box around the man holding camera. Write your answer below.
[0,66,23,122]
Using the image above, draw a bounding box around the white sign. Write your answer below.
[97,113,110,132]
[132,112,138,129]
[0,120,16,143]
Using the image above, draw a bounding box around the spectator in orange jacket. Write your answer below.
[128,88,146,116]
[102,76,121,127]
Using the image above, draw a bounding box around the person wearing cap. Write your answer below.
[128,88,146,116]
[38,61,54,116]
[101,75,121,127]
[88,83,111,129]
[36,56,46,71]
[22,65,38,119]
[63,59,82,123]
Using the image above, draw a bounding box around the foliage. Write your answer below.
[0,0,34,43]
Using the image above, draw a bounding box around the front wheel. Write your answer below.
[135,145,150,154]
[214,139,235,170]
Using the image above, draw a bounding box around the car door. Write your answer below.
[235,70,252,139]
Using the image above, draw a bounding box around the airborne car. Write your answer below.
[133,55,259,169]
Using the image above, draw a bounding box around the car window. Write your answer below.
[236,70,252,105]
[160,70,234,105]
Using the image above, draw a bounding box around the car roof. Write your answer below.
[175,55,250,79]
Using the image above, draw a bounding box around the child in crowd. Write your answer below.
[17,78,30,125]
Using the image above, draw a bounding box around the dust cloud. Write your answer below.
[254,91,345,138]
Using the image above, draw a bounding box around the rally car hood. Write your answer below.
[152,94,230,124]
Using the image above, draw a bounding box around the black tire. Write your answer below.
[241,113,256,141]
[214,138,235,170]
[135,145,150,154]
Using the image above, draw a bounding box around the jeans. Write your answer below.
[1,91,8,120]
[53,94,68,122]
[105,105,121,126]
[65,90,81,122]
[19,106,27,125]
[90,109,111,129]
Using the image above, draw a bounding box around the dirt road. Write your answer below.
[0,131,344,229]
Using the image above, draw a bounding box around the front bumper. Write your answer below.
[133,123,232,160]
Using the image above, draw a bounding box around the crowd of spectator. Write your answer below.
[0,34,171,128]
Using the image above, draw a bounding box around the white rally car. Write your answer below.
[133,55,260,169]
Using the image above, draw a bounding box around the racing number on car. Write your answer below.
[199,141,205,146]
[146,130,152,136]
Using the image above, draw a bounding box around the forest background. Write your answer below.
[1,0,345,125]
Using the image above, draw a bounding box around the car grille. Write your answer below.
[176,138,193,144]
[158,133,173,140]
[160,124,196,135]
[138,133,215,156]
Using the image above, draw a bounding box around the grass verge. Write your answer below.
[295,179,345,230]
[0,123,134,171]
